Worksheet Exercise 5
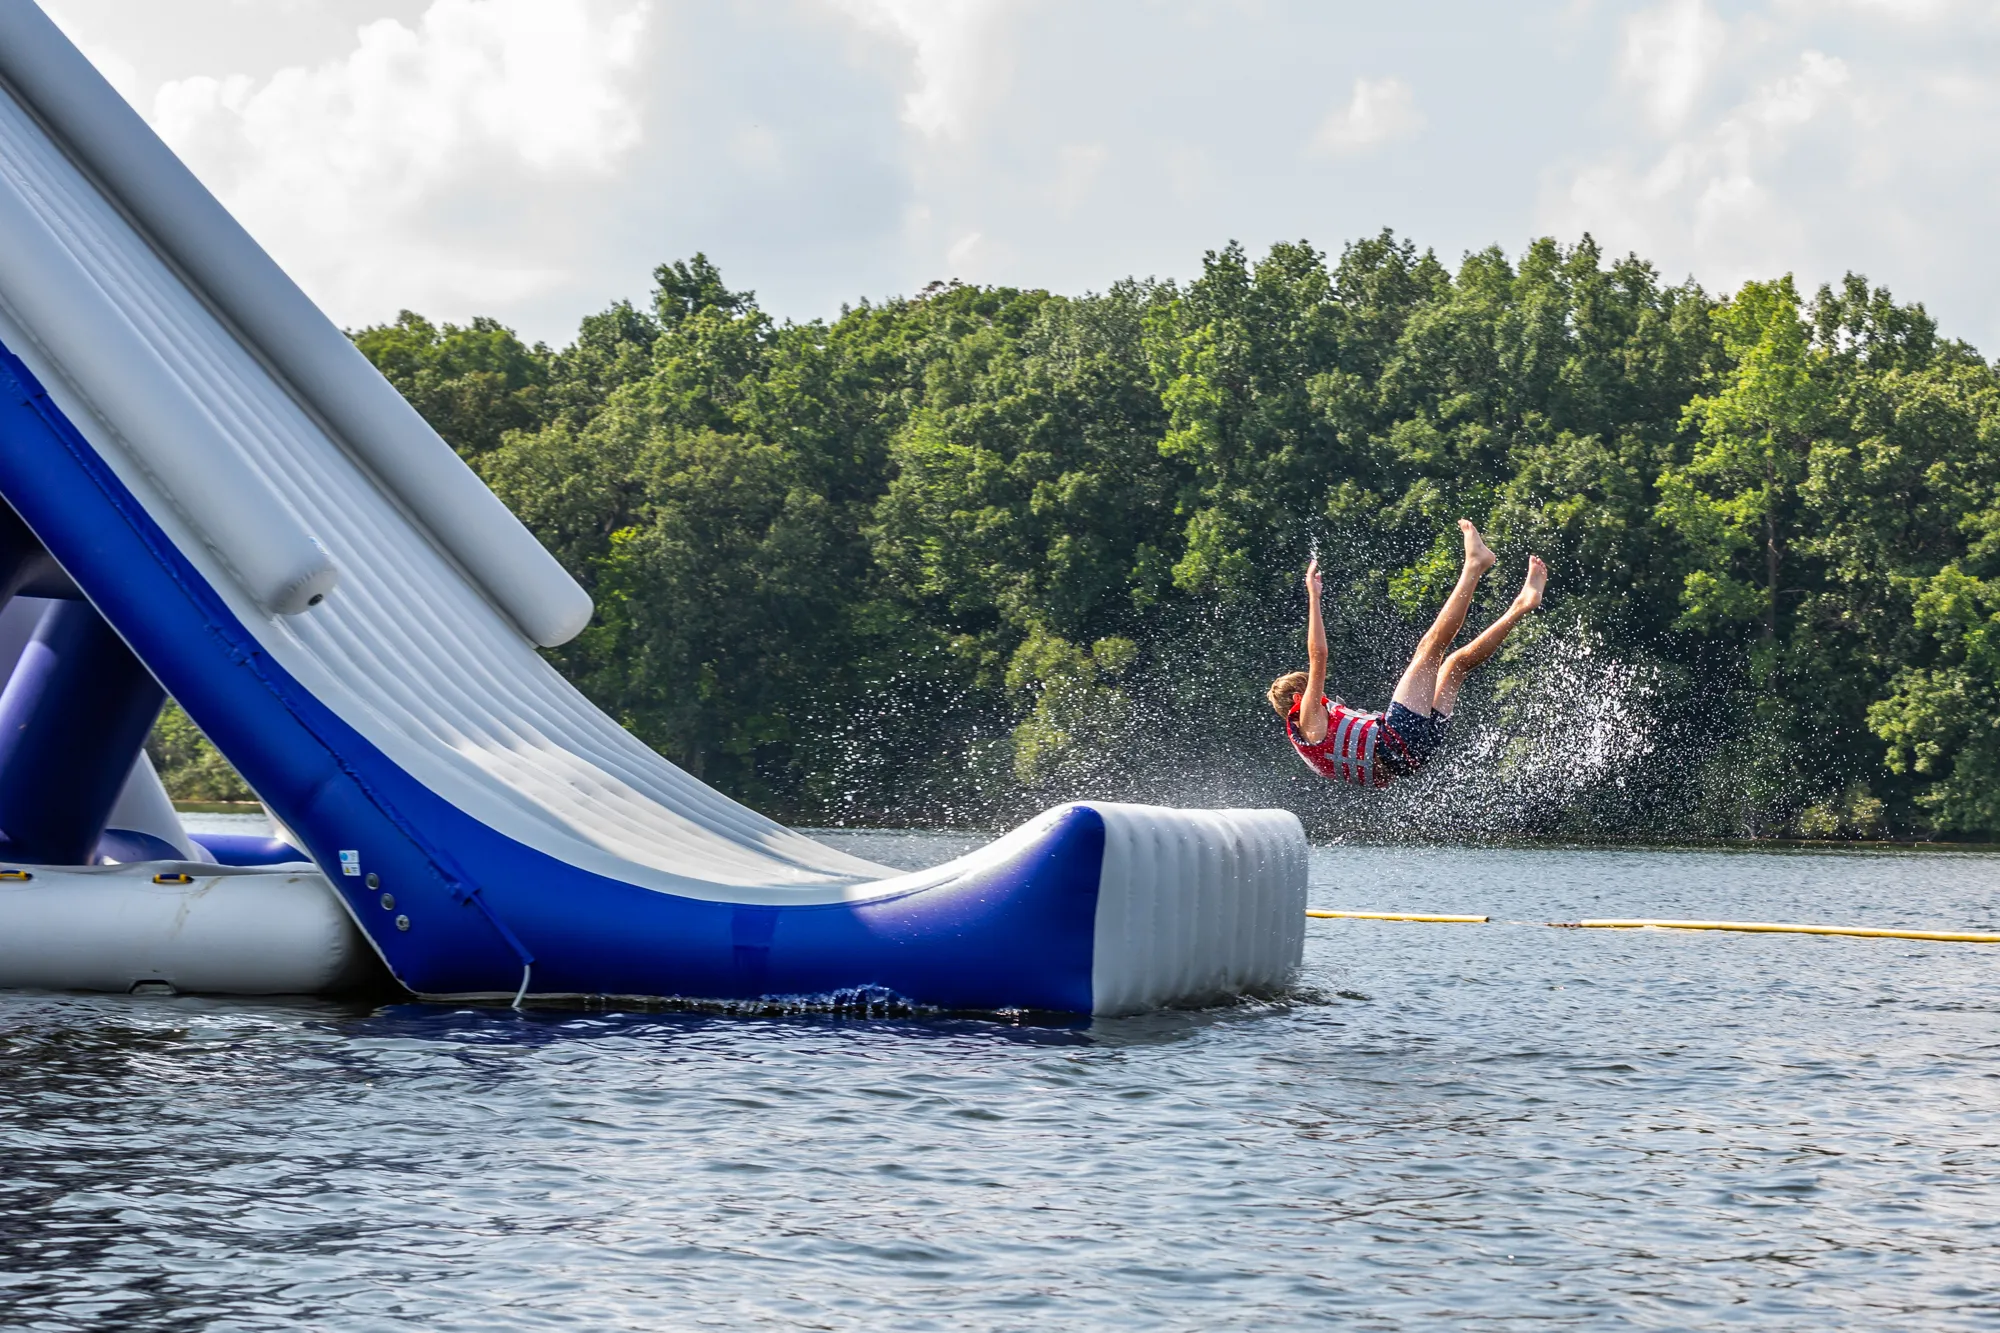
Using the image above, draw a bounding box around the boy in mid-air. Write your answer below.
[1269,521,1546,786]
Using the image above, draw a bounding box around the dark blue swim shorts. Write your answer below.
[1381,701,1451,776]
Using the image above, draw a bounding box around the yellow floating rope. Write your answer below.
[1552,918,2000,944]
[1307,910,1490,924]
[1304,911,2000,942]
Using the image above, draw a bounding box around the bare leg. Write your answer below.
[1433,556,1546,716]
[1390,520,1495,715]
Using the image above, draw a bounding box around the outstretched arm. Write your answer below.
[1299,559,1329,743]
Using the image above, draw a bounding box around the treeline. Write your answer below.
[169,234,2000,839]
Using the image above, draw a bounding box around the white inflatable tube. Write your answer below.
[0,169,337,615]
[0,5,593,648]
[1091,805,1306,1014]
[105,752,205,862]
[0,863,374,995]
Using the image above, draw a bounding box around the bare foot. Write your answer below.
[1513,555,1547,613]
[1460,519,1496,573]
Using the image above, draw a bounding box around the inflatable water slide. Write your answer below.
[0,4,1305,1014]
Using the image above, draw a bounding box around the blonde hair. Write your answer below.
[1267,670,1309,718]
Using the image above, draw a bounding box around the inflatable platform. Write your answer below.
[0,4,1305,1014]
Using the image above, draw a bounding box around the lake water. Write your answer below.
[2,834,1996,1330]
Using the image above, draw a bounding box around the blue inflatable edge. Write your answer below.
[190,832,309,867]
[0,335,1107,1012]
[97,827,187,864]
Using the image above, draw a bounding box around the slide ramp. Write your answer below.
[0,3,1304,1014]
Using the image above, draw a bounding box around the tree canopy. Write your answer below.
[296,237,2000,839]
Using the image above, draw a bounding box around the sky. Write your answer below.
[36,0,2000,352]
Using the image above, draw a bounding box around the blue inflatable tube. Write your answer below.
[0,598,162,864]
[190,833,310,867]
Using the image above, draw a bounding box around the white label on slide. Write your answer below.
[339,850,360,876]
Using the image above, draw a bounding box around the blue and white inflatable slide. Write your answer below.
[0,3,1304,1014]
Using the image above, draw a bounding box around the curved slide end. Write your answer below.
[399,802,1308,1017]
[829,800,1307,1016]
[574,801,1309,1017]
[1088,804,1308,1016]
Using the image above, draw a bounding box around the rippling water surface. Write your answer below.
[2,836,1997,1330]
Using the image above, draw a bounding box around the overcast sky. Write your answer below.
[37,0,2000,352]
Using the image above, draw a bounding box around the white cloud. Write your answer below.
[34,0,2000,357]
[1805,0,1991,18]
[1544,0,2000,354]
[1550,50,1852,283]
[1162,141,1214,205]
[731,124,784,181]
[829,0,1005,140]
[1622,0,1727,130]
[1308,76,1424,157]
[1049,142,1108,217]
[146,0,650,320]
[946,229,986,271]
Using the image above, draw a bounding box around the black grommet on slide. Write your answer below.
[365,872,379,888]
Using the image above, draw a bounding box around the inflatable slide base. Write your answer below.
[0,802,1307,1015]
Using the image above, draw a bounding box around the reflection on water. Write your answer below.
[1,840,1996,1330]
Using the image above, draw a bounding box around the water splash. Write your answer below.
[1377,627,1666,838]
[807,533,1802,841]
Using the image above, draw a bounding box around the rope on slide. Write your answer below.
[455,886,537,1009]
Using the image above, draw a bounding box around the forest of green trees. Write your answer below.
[152,233,2000,841]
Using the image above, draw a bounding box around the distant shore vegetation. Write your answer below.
[167,234,2000,840]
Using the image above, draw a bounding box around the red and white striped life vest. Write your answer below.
[1287,696,1407,788]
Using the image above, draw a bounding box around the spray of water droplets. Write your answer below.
[799,529,1841,842]
[1352,626,1666,840]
